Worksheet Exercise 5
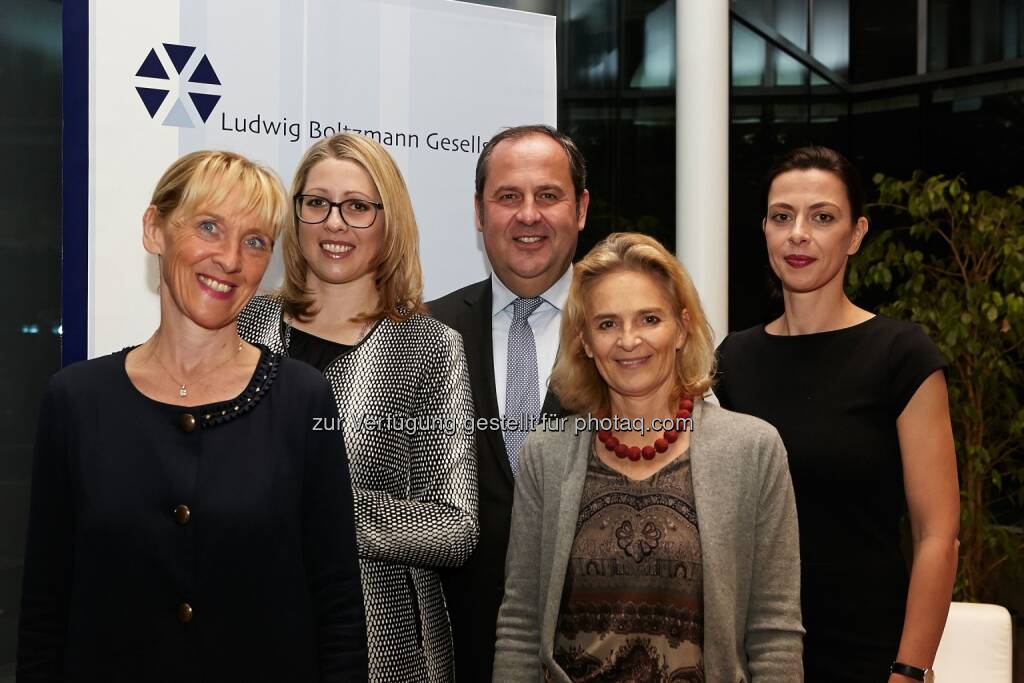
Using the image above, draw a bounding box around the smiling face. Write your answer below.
[298,158,384,288]
[476,134,589,298]
[580,269,684,405]
[764,168,869,295]
[144,192,274,331]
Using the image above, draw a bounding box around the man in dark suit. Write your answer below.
[428,124,589,682]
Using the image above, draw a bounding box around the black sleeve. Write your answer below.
[888,322,948,416]
[17,375,73,681]
[713,334,734,409]
[303,377,369,681]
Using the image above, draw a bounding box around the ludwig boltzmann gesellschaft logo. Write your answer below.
[130,44,487,152]
[133,43,222,128]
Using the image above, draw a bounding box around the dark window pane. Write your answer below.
[0,0,62,668]
[850,0,915,81]
[567,0,618,88]
[617,102,675,250]
[811,0,850,76]
[925,85,1024,190]
[773,0,808,49]
[733,0,767,23]
[967,0,1006,66]
[563,100,618,256]
[733,21,767,86]
[625,0,676,88]
[729,106,783,331]
[810,97,850,153]
[929,0,1021,70]
[1003,0,1024,61]
[849,99,924,181]
[774,47,808,86]
[732,0,808,47]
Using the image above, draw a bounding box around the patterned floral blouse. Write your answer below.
[554,442,704,683]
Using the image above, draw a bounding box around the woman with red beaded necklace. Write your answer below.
[493,232,803,682]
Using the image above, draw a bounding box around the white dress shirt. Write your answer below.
[491,267,572,420]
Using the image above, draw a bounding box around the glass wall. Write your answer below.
[560,0,677,259]
[849,0,916,81]
[728,0,1024,329]
[475,0,1024,333]
[0,0,62,676]
[929,0,1024,70]
[729,2,852,330]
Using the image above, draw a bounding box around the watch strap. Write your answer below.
[890,662,928,680]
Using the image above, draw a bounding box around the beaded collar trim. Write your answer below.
[194,346,280,429]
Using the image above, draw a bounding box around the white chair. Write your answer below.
[933,601,1013,682]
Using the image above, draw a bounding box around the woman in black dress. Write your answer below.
[715,147,959,683]
[17,150,368,681]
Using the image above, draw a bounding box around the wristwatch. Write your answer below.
[890,661,934,682]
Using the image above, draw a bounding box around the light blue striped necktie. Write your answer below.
[503,297,544,476]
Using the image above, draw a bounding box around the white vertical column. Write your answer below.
[676,0,730,343]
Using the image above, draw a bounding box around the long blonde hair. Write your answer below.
[280,133,423,322]
[549,232,716,415]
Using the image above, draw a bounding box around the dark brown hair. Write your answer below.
[474,125,587,207]
[763,146,865,219]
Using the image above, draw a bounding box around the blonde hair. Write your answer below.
[150,150,289,241]
[280,133,423,322]
[549,232,716,416]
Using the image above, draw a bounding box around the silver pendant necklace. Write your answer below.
[154,338,244,398]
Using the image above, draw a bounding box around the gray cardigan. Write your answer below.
[493,400,803,683]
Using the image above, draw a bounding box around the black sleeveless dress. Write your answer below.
[714,315,946,682]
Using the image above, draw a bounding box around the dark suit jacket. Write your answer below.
[427,277,567,683]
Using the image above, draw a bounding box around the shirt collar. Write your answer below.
[491,265,574,318]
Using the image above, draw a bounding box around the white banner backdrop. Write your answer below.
[88,0,555,357]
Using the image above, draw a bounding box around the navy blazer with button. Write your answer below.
[17,347,368,682]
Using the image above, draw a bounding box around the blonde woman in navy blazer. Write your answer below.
[18,151,367,681]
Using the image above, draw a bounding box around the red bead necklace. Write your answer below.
[596,396,694,461]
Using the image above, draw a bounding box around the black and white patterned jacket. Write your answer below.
[238,294,479,683]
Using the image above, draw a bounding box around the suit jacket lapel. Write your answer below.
[460,280,515,485]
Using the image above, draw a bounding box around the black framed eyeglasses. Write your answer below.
[294,194,384,228]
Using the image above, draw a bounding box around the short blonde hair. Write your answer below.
[150,150,289,241]
[280,133,423,322]
[549,232,716,416]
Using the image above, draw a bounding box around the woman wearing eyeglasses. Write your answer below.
[237,133,478,683]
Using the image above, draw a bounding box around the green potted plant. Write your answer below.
[848,172,1024,603]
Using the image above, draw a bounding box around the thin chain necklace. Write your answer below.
[152,336,244,398]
